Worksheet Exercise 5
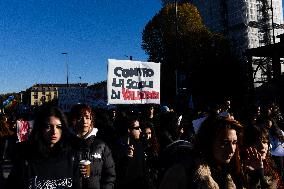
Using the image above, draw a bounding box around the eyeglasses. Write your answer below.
[131,126,141,130]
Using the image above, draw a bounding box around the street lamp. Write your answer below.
[174,0,180,96]
[62,52,69,86]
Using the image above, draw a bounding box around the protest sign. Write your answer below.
[58,87,108,112]
[16,120,34,143]
[271,144,284,156]
[58,88,86,112]
[107,59,160,104]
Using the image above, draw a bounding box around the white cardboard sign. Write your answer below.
[107,59,160,104]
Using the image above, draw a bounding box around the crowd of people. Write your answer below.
[0,99,284,189]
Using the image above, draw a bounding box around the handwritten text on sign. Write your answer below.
[107,59,160,104]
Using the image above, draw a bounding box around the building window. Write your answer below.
[33,94,38,99]
[41,96,46,103]
[47,94,51,101]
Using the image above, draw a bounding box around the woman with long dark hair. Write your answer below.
[159,116,245,189]
[243,125,284,188]
[6,106,80,189]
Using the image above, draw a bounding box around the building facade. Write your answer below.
[23,83,88,106]
[189,0,284,86]
[191,0,283,51]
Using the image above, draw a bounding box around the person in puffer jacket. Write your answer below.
[70,104,116,189]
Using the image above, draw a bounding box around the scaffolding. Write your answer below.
[248,0,284,85]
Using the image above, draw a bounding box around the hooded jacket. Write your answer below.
[79,128,116,189]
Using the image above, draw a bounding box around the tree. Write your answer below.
[142,3,242,109]
[160,0,189,7]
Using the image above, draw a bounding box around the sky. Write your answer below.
[1,1,284,94]
[0,0,162,94]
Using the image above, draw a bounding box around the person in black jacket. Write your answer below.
[70,104,116,189]
[6,106,81,189]
[112,114,146,189]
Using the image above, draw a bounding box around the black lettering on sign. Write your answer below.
[112,78,124,87]
[114,67,154,78]
[111,89,120,99]
[126,79,154,89]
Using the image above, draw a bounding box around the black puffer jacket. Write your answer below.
[79,135,116,189]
